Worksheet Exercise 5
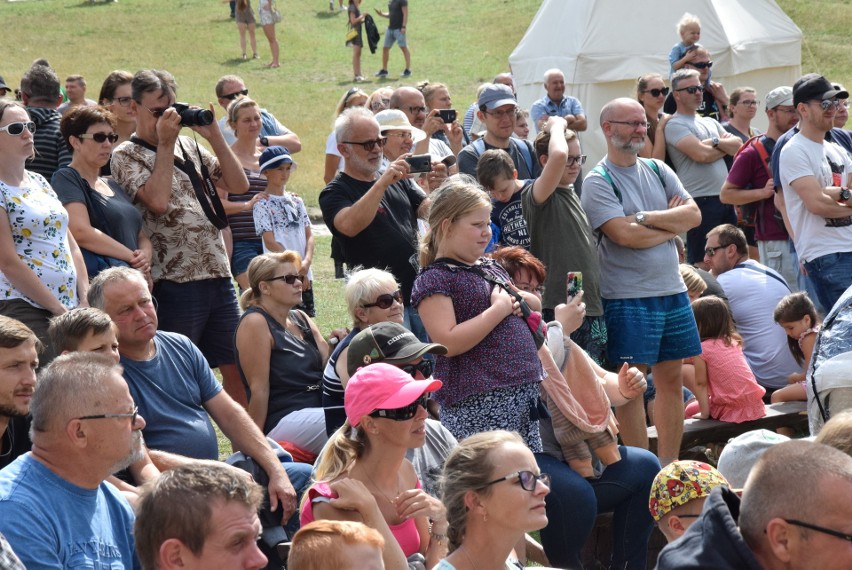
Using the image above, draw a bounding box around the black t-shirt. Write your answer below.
[319,172,425,303]
[0,416,32,470]
[491,186,531,249]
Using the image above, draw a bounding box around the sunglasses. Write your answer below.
[704,244,726,257]
[815,99,844,111]
[78,132,119,144]
[0,121,36,136]
[369,394,428,421]
[221,89,249,101]
[343,138,387,151]
[362,289,403,309]
[267,274,306,285]
[643,87,670,98]
[401,359,434,379]
[676,85,705,95]
[566,155,587,166]
[484,470,551,492]
[139,103,169,119]
[688,61,713,69]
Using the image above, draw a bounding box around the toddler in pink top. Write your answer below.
[683,296,766,422]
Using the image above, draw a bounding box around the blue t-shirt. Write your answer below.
[121,331,223,459]
[529,94,585,133]
[0,453,139,569]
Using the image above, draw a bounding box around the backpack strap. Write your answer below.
[471,138,534,177]
[734,134,772,178]
[733,263,791,292]
[590,157,664,205]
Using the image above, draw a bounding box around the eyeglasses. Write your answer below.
[814,99,844,111]
[515,282,546,295]
[676,85,705,95]
[0,121,36,136]
[401,359,434,379]
[267,274,306,285]
[139,102,169,119]
[343,138,387,151]
[78,406,139,425]
[642,87,670,98]
[738,100,760,107]
[362,289,403,309]
[369,394,428,421]
[783,519,852,543]
[688,61,713,69]
[484,470,551,492]
[384,132,413,140]
[484,108,516,119]
[111,96,133,108]
[221,89,249,101]
[774,106,797,114]
[704,244,727,257]
[566,155,587,166]
[406,106,427,115]
[608,120,651,129]
[78,132,119,144]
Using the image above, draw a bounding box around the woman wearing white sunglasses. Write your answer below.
[0,99,87,363]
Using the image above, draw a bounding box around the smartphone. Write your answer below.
[438,109,457,123]
[566,271,583,299]
[405,154,432,173]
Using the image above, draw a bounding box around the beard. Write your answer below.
[0,403,27,418]
[109,430,146,475]
[611,132,645,155]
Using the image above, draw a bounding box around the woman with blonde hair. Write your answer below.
[637,73,671,161]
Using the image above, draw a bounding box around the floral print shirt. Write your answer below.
[0,171,78,309]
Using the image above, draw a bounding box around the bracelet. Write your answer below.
[430,531,448,545]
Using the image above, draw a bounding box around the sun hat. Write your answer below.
[346,322,447,377]
[649,460,729,521]
[259,146,296,172]
[344,362,442,427]
[374,109,426,143]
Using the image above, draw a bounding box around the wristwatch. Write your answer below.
[259,136,269,147]
[635,211,648,225]
[711,136,720,148]
[840,187,851,203]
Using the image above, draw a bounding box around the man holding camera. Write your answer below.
[110,69,249,404]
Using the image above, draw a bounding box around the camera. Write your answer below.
[438,109,457,123]
[172,103,214,127]
[405,154,432,174]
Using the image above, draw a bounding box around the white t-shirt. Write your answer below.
[716,260,802,389]
[325,131,345,173]
[779,133,852,262]
[253,193,314,280]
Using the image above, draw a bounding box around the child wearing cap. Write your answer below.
[649,460,729,542]
[254,146,316,316]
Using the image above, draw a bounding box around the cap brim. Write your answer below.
[379,125,427,144]
[375,377,443,410]
[484,97,518,110]
[381,342,448,365]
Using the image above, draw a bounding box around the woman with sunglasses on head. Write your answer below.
[324,87,369,184]
[0,99,88,363]
[302,362,448,570]
[235,251,339,455]
[435,430,550,570]
[52,106,152,282]
[98,70,136,146]
[322,267,405,435]
[637,73,672,161]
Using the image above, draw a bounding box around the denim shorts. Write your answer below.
[231,238,263,277]
[152,277,240,367]
[603,292,701,366]
[384,28,407,48]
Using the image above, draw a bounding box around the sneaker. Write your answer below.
[401,69,412,78]
[354,75,365,82]
[329,0,334,10]
[375,69,389,78]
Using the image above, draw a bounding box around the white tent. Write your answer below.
[509,0,802,166]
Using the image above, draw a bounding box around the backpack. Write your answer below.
[471,137,535,178]
[733,134,772,225]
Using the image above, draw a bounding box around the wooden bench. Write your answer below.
[648,400,808,455]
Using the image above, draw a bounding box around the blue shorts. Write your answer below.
[153,278,240,368]
[603,292,701,367]
[383,28,407,48]
[231,238,263,277]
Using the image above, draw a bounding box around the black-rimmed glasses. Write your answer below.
[642,87,670,98]
[0,121,36,136]
[401,360,433,379]
[78,132,119,144]
[362,290,403,309]
[267,274,306,285]
[112,96,133,108]
[78,406,138,425]
[704,245,726,257]
[342,138,387,151]
[369,394,428,421]
[484,470,551,492]
[783,519,852,543]
[676,85,705,95]
[221,89,249,101]
[566,155,587,166]
[608,120,650,130]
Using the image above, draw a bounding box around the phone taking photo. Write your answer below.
[566,271,583,299]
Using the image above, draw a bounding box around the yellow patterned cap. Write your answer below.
[649,461,729,521]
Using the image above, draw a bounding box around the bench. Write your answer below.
[648,400,808,455]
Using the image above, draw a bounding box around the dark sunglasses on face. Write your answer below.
[643,87,670,97]
[267,274,306,285]
[0,121,36,136]
[343,138,387,151]
[78,132,119,144]
[816,99,844,111]
[676,85,705,95]
[484,470,551,492]
[362,290,403,309]
[222,89,249,101]
[369,394,428,421]
[704,245,726,257]
[688,61,713,69]
[401,359,434,379]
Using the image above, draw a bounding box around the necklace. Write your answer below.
[460,545,479,570]
[362,467,401,504]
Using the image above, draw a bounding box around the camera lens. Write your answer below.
[172,103,214,127]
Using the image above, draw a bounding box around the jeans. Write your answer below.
[536,447,660,569]
[281,461,313,539]
[404,305,429,343]
[803,251,852,313]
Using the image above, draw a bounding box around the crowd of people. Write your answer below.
[2,7,852,569]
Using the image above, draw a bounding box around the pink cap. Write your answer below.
[345,362,442,427]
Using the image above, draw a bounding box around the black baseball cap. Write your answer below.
[0,76,10,92]
[346,322,447,377]
[793,73,849,107]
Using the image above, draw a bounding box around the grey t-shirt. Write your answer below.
[665,113,729,198]
[581,158,688,299]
